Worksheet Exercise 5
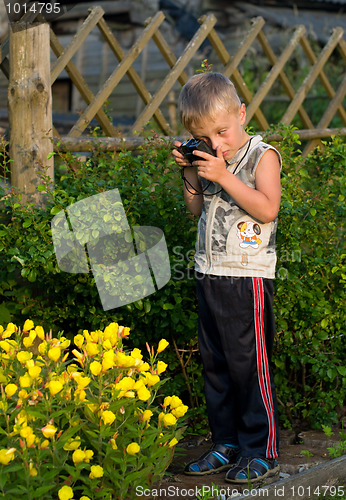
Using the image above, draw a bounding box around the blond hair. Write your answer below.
[178,73,241,131]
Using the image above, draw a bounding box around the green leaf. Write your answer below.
[27,269,37,282]
[50,206,61,215]
[163,303,174,310]
[36,184,46,192]
[23,219,32,228]
[0,302,11,324]
[321,318,328,328]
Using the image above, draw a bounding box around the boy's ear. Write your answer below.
[239,103,246,124]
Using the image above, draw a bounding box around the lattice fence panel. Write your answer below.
[0,6,345,156]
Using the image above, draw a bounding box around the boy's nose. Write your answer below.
[210,139,219,150]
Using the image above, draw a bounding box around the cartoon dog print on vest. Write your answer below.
[237,221,262,249]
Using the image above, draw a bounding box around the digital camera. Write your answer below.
[178,138,216,164]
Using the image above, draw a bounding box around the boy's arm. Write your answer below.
[196,148,281,223]
[173,142,203,217]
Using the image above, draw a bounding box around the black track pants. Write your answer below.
[196,273,279,459]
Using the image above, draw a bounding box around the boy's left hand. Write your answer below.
[193,146,227,184]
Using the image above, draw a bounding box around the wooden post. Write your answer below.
[8,21,54,205]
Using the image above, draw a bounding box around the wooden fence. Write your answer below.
[0,5,345,201]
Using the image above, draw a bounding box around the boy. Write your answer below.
[172,73,281,484]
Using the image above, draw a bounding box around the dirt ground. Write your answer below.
[141,429,343,500]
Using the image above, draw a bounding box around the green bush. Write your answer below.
[270,130,345,429]
[0,128,345,431]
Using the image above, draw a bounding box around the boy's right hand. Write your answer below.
[172,141,194,168]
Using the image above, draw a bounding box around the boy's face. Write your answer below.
[188,104,248,162]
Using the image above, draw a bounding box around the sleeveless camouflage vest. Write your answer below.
[194,135,282,279]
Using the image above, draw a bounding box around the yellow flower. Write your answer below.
[102,338,112,350]
[48,380,63,396]
[85,342,99,357]
[23,331,36,348]
[29,462,38,476]
[2,323,16,338]
[35,325,45,340]
[115,351,134,367]
[74,389,86,402]
[75,376,90,389]
[72,349,84,365]
[38,341,47,355]
[19,373,32,388]
[144,373,160,387]
[48,346,61,362]
[163,413,177,427]
[137,386,151,401]
[157,360,168,374]
[102,350,115,370]
[103,322,118,341]
[90,361,102,376]
[80,497,91,500]
[126,442,140,455]
[63,436,81,451]
[110,438,118,450]
[0,448,16,465]
[72,449,86,464]
[89,465,104,479]
[26,433,36,447]
[0,340,11,353]
[74,334,84,348]
[138,361,150,372]
[101,410,116,425]
[163,396,172,407]
[121,326,130,338]
[0,369,7,384]
[131,348,142,360]
[16,351,32,364]
[41,424,57,439]
[5,383,17,398]
[59,337,71,349]
[169,395,183,409]
[28,365,42,379]
[115,376,135,397]
[23,319,34,332]
[84,449,94,462]
[134,379,145,391]
[20,426,34,439]
[18,389,29,399]
[171,404,189,418]
[90,330,100,342]
[142,410,153,422]
[58,485,74,500]
[82,329,90,341]
[157,339,169,353]
[169,437,178,447]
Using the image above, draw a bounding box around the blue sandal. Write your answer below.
[184,444,239,475]
[225,457,279,484]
